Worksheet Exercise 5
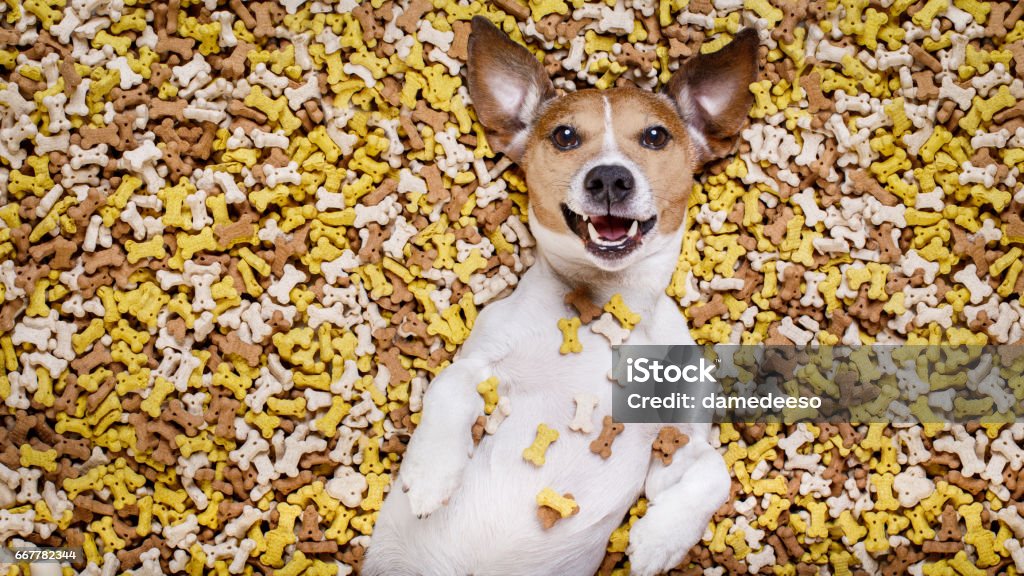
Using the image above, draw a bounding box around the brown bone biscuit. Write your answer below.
[590,416,624,459]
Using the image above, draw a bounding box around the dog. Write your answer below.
[364,17,759,576]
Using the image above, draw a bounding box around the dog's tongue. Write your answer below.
[591,215,631,241]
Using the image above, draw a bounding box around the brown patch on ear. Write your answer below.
[666,28,760,170]
[467,16,555,162]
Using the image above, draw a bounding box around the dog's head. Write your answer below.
[467,17,759,275]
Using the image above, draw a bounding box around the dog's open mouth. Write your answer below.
[561,204,657,257]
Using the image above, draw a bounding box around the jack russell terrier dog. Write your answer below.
[364,17,759,576]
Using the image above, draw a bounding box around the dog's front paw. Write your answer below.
[400,442,469,518]
[626,512,703,576]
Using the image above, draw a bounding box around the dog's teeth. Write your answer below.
[581,214,589,222]
[628,220,638,237]
[588,222,600,242]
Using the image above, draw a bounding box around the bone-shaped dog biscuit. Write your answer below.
[652,426,689,465]
[564,287,603,324]
[590,416,624,459]
[476,376,499,414]
[591,312,630,346]
[569,393,599,434]
[603,294,640,329]
[472,416,486,446]
[474,396,513,445]
[523,423,559,467]
[536,488,579,529]
[485,396,511,434]
[557,317,583,354]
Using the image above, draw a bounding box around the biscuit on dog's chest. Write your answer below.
[564,287,603,323]
[604,294,641,330]
[592,312,631,346]
[560,291,640,350]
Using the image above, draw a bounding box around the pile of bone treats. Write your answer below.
[1,0,1024,574]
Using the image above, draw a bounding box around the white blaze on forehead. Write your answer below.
[602,95,618,153]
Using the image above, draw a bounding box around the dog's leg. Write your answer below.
[399,357,489,518]
[627,439,730,576]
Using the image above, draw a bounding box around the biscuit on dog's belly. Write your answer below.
[458,396,654,516]
[463,383,692,504]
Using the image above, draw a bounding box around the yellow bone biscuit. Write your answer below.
[522,423,559,467]
[477,376,499,415]
[604,294,640,330]
[536,488,579,518]
[557,317,583,354]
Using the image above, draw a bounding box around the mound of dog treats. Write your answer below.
[0,0,1022,574]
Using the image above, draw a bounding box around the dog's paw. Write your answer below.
[626,513,701,576]
[400,443,468,518]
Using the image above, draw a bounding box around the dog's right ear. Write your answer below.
[467,16,555,162]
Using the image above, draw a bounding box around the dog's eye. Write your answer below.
[640,126,671,149]
[551,125,580,150]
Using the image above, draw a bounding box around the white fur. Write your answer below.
[365,94,728,576]
[485,75,544,158]
[673,85,711,161]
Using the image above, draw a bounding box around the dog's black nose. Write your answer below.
[584,165,634,205]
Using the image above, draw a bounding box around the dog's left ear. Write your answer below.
[665,29,760,170]
[467,15,555,162]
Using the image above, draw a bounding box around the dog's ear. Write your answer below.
[665,29,760,170]
[467,16,555,162]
